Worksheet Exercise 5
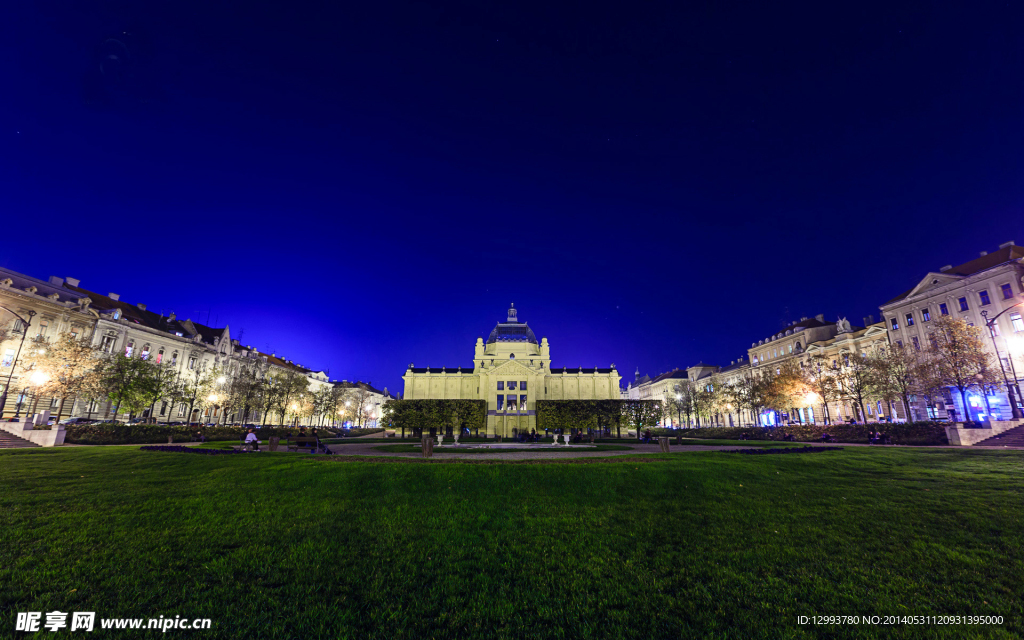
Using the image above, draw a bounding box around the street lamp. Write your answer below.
[0,307,35,418]
[981,304,1024,420]
[25,368,50,418]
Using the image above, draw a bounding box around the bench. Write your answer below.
[287,437,319,453]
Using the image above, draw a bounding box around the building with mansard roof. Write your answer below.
[402,304,620,437]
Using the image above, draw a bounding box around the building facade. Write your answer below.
[402,305,621,436]
[879,241,1024,421]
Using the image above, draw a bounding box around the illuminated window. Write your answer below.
[497,394,504,411]
[890,318,899,331]
[939,303,949,316]
[177,404,187,418]
[156,349,164,364]
[921,308,931,322]
[70,327,80,338]
[843,354,850,366]
[958,297,969,311]
[905,313,914,327]
[141,344,150,360]
[911,336,920,351]
[125,341,134,357]
[2,349,14,367]
[37,320,49,337]
[978,290,991,306]
[188,356,197,370]
[497,381,504,391]
[1012,313,1024,332]
[160,402,167,416]
[1001,283,1014,299]
[519,395,527,410]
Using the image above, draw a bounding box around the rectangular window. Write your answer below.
[496,394,504,411]
[101,336,115,353]
[2,349,14,367]
[1012,313,1024,332]
[520,381,527,391]
[520,394,527,411]
[507,381,517,391]
[979,290,991,306]
[188,357,197,370]
[890,317,899,331]
[497,381,504,391]
[958,297,969,311]
[37,320,49,337]
[1001,283,1014,299]
[921,308,931,322]
[155,350,163,364]
[905,313,915,327]
[12,319,25,334]
[124,342,134,357]
[160,402,167,416]
[140,346,150,360]
[939,303,949,316]
[911,336,920,351]
[177,404,187,418]
[896,340,903,348]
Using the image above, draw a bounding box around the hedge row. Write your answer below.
[660,422,949,446]
[65,424,337,445]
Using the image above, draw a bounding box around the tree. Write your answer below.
[176,362,215,425]
[621,400,662,438]
[98,353,161,421]
[667,380,695,428]
[276,371,310,426]
[227,359,269,426]
[32,332,104,422]
[344,385,374,427]
[927,316,1002,422]
[724,376,758,427]
[801,354,840,424]
[868,342,924,422]
[835,352,875,423]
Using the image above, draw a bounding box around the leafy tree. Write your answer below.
[835,352,875,423]
[927,316,1001,422]
[175,361,215,425]
[801,354,840,424]
[33,332,104,422]
[867,342,924,422]
[621,400,662,438]
[98,353,163,421]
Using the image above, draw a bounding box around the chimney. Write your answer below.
[815,313,824,322]
[108,293,120,301]
[137,304,146,311]
[65,277,80,287]
[980,251,988,257]
[999,240,1015,249]
[939,265,953,272]
[168,312,176,321]
[48,276,64,286]
[863,314,874,326]
[800,316,808,321]
[731,360,735,365]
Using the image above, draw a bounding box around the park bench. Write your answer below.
[287,437,319,453]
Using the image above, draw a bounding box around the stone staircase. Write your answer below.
[0,429,41,449]
[974,425,1024,447]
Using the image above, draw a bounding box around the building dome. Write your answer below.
[486,303,538,345]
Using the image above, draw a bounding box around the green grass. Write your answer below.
[1,447,1022,639]
[371,443,634,454]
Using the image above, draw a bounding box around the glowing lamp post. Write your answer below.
[24,368,50,418]
[981,304,1024,420]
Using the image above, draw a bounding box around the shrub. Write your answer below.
[666,422,949,446]
[65,424,338,445]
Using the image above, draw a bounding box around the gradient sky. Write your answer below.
[5,1,1024,392]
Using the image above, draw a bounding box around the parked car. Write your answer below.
[58,417,98,426]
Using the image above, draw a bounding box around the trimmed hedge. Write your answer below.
[383,399,486,435]
[65,424,337,445]
[666,422,949,446]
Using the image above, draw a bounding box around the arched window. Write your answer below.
[171,352,178,365]
[156,349,164,364]
[141,344,151,360]
[510,353,515,360]
[125,341,134,357]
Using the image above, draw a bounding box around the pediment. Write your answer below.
[905,272,964,300]
[483,359,537,377]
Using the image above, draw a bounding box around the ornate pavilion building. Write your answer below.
[402,305,621,436]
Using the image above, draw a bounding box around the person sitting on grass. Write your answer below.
[244,429,260,452]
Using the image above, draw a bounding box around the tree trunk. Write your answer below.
[958,388,970,422]
[56,396,67,423]
[901,393,913,423]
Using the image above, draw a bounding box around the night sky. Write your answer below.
[6,1,1024,392]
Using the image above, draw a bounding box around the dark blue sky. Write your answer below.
[5,1,1024,391]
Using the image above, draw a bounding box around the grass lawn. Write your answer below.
[1,446,1021,639]
[371,443,634,454]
